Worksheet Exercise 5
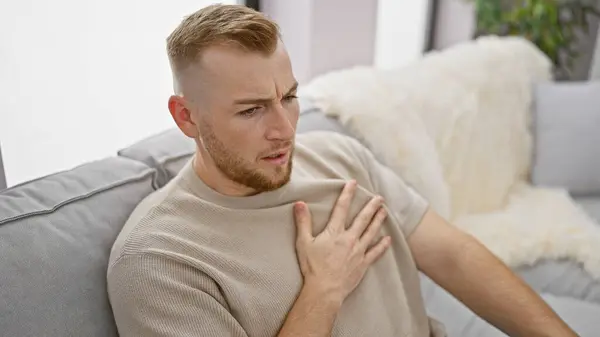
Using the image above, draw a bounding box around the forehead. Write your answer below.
[190,42,295,100]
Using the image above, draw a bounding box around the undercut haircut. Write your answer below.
[167,4,281,93]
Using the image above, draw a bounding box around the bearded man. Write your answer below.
[107,4,577,337]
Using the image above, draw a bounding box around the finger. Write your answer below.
[358,207,387,252]
[348,195,383,237]
[364,236,391,265]
[328,180,357,232]
[294,202,313,241]
[294,202,313,242]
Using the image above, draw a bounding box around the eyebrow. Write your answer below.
[233,81,299,105]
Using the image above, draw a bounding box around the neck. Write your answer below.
[192,150,257,197]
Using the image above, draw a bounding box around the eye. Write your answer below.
[238,106,261,117]
[283,94,298,102]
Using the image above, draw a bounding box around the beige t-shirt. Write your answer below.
[107,131,446,337]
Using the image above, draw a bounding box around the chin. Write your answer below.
[267,173,289,187]
[267,168,292,189]
[251,159,293,192]
[275,175,291,187]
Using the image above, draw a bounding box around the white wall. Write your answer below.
[0,0,236,187]
[374,0,431,69]
[260,0,314,84]
[309,0,378,77]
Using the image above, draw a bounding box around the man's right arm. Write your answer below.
[277,280,343,336]
[109,252,343,337]
[108,253,249,337]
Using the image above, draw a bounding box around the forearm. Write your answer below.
[277,281,342,337]
[436,236,576,337]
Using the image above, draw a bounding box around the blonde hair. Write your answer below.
[167,4,280,75]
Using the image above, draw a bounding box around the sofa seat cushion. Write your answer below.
[515,259,600,305]
[420,274,600,336]
[0,157,156,337]
[514,200,600,304]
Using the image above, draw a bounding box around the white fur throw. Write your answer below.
[299,36,600,280]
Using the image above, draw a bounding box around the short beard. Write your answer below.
[199,124,293,194]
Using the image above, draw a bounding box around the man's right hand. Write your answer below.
[278,180,391,337]
[294,179,390,303]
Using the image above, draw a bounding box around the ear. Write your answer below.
[168,95,199,138]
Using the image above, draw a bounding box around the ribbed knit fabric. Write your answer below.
[107,131,446,337]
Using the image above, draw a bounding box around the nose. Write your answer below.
[265,103,296,141]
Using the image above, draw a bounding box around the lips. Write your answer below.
[261,148,290,165]
[263,151,286,159]
[262,148,289,159]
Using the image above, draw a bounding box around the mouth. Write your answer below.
[261,149,290,165]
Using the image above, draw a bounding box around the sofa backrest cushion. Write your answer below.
[0,157,157,337]
[296,107,350,136]
[531,81,600,196]
[118,128,195,187]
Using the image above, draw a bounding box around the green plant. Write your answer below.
[469,0,600,78]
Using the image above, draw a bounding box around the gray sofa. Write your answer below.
[1,92,599,336]
[0,145,6,191]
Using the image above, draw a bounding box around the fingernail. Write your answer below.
[294,202,304,212]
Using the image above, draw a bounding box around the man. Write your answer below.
[107,4,577,337]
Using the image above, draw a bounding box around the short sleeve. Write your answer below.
[107,254,248,337]
[346,136,429,236]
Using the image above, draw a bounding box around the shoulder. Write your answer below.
[108,178,198,266]
[296,130,363,148]
[293,131,375,182]
[296,131,371,163]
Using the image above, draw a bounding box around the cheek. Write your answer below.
[291,105,300,126]
[227,123,264,157]
[287,103,300,130]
